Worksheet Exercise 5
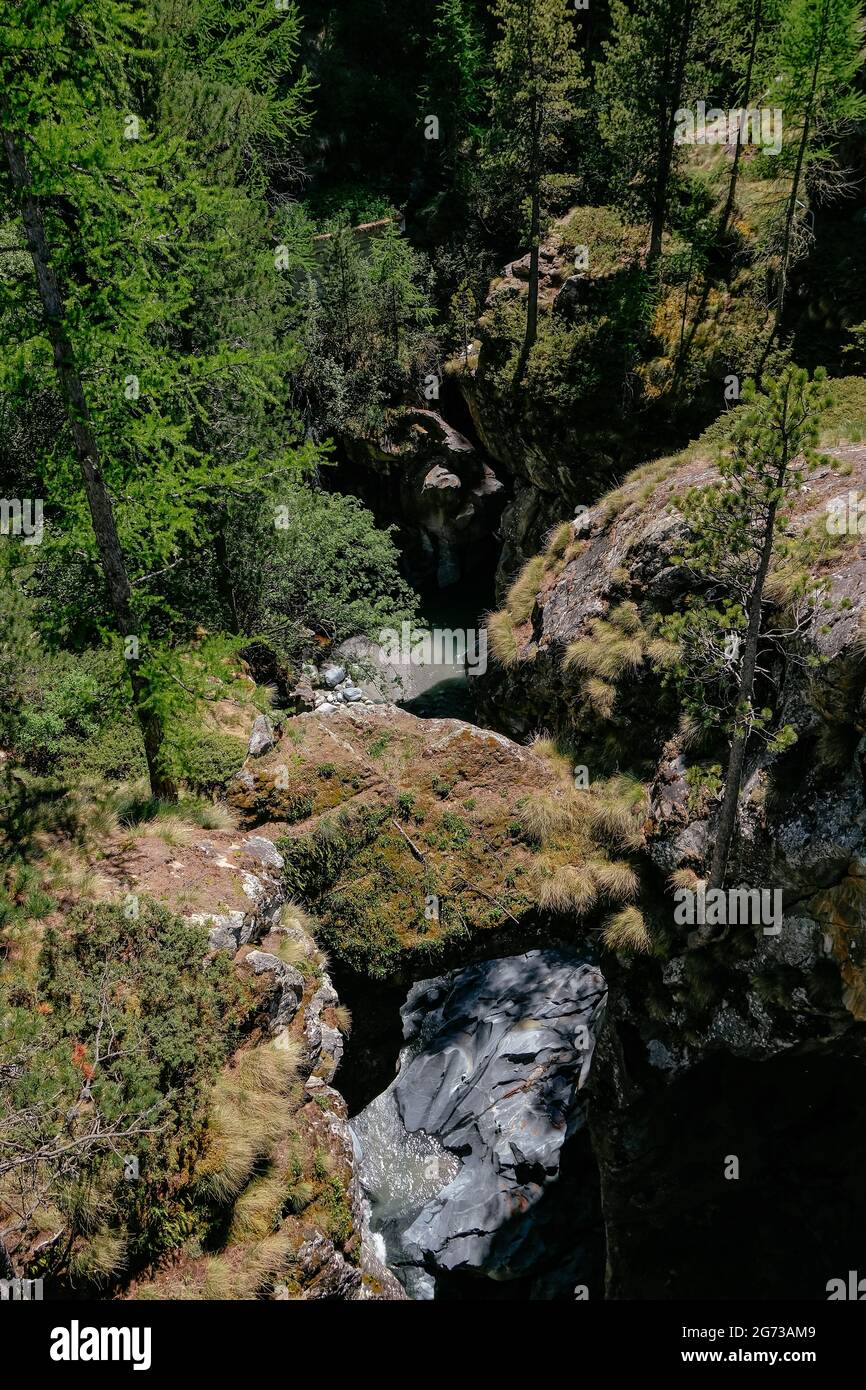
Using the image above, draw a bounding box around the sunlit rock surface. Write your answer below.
[352,950,606,1297]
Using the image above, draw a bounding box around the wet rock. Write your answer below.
[353,949,607,1291]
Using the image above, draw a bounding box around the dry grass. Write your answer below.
[536,864,598,915]
[69,1231,128,1286]
[602,906,652,954]
[486,609,521,666]
[528,733,576,783]
[545,520,573,558]
[669,867,702,893]
[587,775,648,850]
[332,1003,353,1035]
[584,678,616,719]
[279,901,318,935]
[196,1044,302,1204]
[506,555,545,624]
[228,1173,286,1243]
[196,802,237,832]
[517,789,583,846]
[592,858,639,901]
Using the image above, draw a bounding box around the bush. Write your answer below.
[228,484,419,665]
[163,728,247,796]
[2,899,253,1284]
[63,720,148,783]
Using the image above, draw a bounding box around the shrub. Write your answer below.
[2,899,252,1285]
[227,484,419,665]
[164,729,247,795]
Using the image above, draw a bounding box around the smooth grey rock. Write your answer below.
[341,684,364,703]
[248,713,275,757]
[353,949,606,1288]
[323,664,347,688]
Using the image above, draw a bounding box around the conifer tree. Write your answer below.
[762,0,865,355]
[665,368,832,892]
[421,0,486,170]
[0,0,315,797]
[599,0,703,262]
[488,0,584,381]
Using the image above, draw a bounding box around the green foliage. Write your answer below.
[663,366,833,745]
[421,0,486,165]
[162,729,247,796]
[484,0,585,244]
[598,0,703,242]
[227,483,418,663]
[290,218,437,437]
[0,0,319,791]
[2,898,252,1281]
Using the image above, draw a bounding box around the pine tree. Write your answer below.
[762,0,866,357]
[665,368,833,896]
[487,0,584,382]
[599,0,703,262]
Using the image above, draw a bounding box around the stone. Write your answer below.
[187,910,246,955]
[247,713,275,757]
[241,835,285,874]
[323,664,347,688]
[352,949,607,1292]
[243,951,304,1033]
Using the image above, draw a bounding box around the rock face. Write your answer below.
[455,211,656,590]
[339,406,505,588]
[352,950,607,1297]
[247,713,275,756]
[474,426,866,1297]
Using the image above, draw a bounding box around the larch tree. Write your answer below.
[0,0,316,798]
[599,0,704,263]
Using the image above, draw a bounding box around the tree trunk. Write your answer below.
[2,131,174,800]
[214,522,240,635]
[523,186,541,358]
[718,0,762,241]
[650,0,693,262]
[708,463,786,890]
[759,0,827,370]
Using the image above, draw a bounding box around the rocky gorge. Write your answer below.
[178,374,866,1298]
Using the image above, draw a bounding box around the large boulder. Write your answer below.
[352,950,607,1297]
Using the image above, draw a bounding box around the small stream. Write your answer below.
[396,576,495,722]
